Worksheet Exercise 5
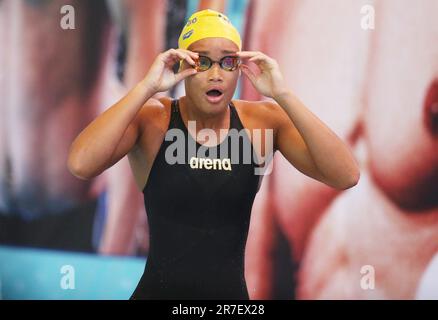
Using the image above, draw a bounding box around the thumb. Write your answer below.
[175,68,197,83]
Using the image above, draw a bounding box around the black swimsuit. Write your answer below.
[131,99,261,300]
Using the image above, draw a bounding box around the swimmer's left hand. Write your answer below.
[237,51,288,99]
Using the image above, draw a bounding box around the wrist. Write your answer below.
[137,78,158,96]
[272,88,293,103]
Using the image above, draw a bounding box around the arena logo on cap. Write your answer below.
[183,29,194,40]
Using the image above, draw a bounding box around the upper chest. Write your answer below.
[129,100,275,188]
[140,100,275,160]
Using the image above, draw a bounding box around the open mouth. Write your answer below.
[205,89,224,103]
[206,89,223,97]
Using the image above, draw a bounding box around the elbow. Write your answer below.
[336,169,360,190]
[67,154,93,180]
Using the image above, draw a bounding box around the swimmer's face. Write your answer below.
[183,38,241,113]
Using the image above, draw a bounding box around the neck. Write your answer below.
[181,95,230,131]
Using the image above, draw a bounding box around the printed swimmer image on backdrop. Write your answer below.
[0,0,437,304]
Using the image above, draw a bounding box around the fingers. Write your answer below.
[240,64,257,83]
[174,48,199,66]
[174,67,198,83]
[236,51,265,59]
[236,51,273,65]
[178,48,199,59]
[161,48,199,67]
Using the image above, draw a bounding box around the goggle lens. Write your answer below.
[195,55,240,72]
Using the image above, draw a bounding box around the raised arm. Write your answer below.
[67,48,199,179]
[238,50,360,190]
[67,81,153,180]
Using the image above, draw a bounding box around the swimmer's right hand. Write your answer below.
[141,49,199,93]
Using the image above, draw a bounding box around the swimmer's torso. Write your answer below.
[130,98,262,299]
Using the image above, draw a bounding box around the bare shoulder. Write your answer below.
[134,96,172,134]
[129,96,173,156]
[231,99,287,130]
[127,96,173,191]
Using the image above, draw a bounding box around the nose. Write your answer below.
[208,63,223,82]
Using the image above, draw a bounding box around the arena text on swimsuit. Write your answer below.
[164,120,274,176]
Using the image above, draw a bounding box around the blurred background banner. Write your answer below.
[0,0,437,299]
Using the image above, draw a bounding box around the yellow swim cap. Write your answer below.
[178,9,242,51]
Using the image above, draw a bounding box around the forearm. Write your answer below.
[68,80,155,178]
[274,90,360,189]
